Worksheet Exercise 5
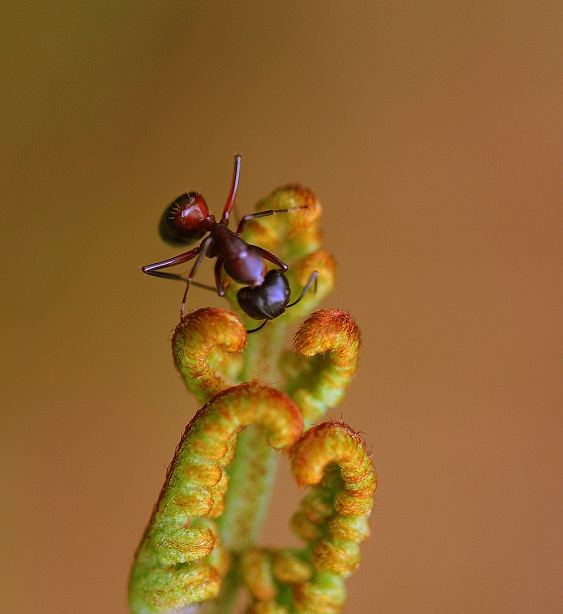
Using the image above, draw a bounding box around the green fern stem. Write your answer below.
[211,321,287,612]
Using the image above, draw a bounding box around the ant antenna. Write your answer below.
[286,270,318,308]
[221,154,242,222]
[246,319,269,334]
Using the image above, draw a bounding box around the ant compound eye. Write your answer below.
[158,192,210,246]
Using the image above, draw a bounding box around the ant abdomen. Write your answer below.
[159,192,210,246]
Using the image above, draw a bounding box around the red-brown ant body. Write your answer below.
[142,155,316,331]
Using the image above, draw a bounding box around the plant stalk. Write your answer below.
[209,321,287,612]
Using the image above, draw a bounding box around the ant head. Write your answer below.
[159,192,210,246]
[237,269,291,320]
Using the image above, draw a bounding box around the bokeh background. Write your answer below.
[1,3,560,613]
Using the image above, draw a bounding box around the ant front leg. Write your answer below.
[253,246,288,272]
[214,258,226,296]
[236,205,310,235]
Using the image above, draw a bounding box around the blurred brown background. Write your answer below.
[1,2,560,613]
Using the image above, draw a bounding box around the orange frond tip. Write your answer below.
[172,307,247,403]
[290,422,374,489]
[292,309,359,358]
[284,310,360,424]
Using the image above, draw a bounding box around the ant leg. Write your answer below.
[214,258,226,296]
[142,269,217,293]
[191,280,219,292]
[142,270,190,282]
[287,270,318,308]
[246,320,269,334]
[220,154,242,222]
[236,205,310,235]
[142,247,201,278]
[180,237,213,315]
[252,245,288,271]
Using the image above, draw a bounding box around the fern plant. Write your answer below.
[129,183,377,613]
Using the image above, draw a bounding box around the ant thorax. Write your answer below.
[211,224,265,287]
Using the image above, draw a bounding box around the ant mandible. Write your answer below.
[142,155,314,328]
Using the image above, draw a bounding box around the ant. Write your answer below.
[142,155,317,331]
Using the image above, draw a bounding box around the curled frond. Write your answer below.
[129,526,225,614]
[288,422,377,612]
[291,422,376,518]
[129,383,304,613]
[242,185,323,262]
[237,423,376,614]
[197,382,304,453]
[172,308,247,404]
[283,310,360,425]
